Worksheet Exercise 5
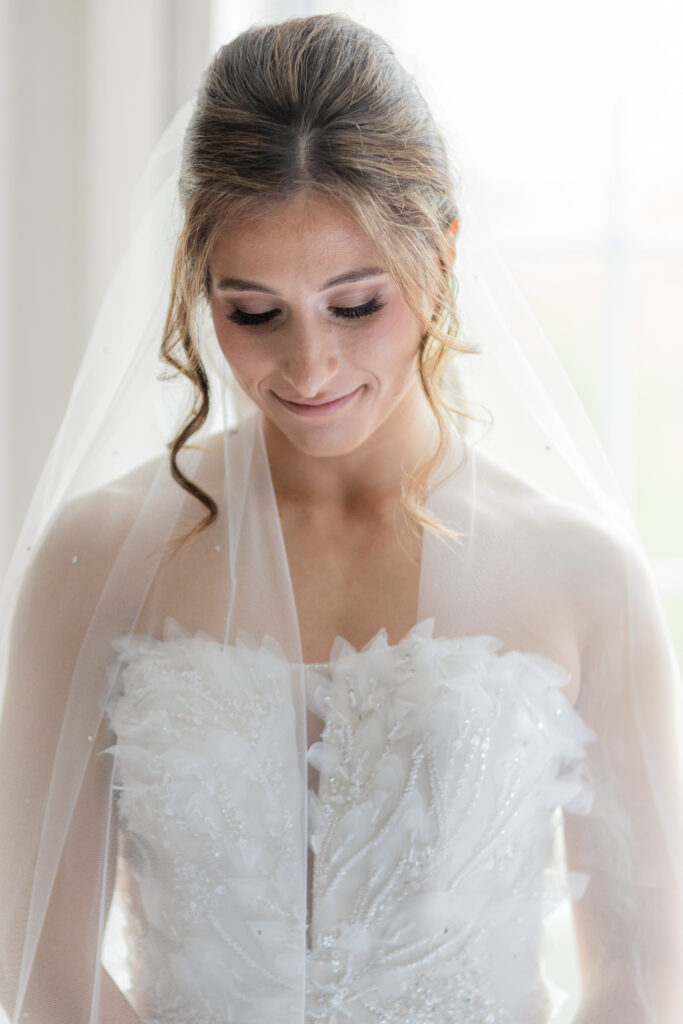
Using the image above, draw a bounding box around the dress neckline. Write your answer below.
[110,615,583,710]
[300,617,438,670]
[127,614,442,672]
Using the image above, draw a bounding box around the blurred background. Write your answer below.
[0,1,681,1017]
[0,0,681,670]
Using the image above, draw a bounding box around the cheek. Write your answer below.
[211,311,270,383]
[365,304,422,374]
[218,340,273,389]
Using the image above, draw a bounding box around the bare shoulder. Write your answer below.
[12,453,173,656]
[469,442,651,617]
[32,454,166,571]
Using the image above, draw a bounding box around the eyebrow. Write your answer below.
[214,267,387,294]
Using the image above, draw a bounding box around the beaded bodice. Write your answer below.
[102,619,595,1024]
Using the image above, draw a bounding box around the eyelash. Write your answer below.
[226,296,385,327]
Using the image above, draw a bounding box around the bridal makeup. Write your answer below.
[207,192,431,463]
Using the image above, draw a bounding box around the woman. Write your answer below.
[1,13,682,1023]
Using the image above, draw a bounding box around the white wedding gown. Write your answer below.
[102,616,595,1024]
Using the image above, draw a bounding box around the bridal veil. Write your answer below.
[0,14,681,1023]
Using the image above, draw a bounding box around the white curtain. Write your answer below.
[0,0,212,575]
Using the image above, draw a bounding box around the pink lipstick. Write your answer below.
[274,386,362,416]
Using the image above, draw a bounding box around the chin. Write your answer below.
[270,415,373,459]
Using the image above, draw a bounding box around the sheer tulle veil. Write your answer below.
[0,44,682,1024]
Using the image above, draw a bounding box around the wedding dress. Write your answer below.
[102,617,595,1024]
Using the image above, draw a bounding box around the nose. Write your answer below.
[280,327,340,398]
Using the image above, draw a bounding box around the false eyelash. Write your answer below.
[227,308,280,326]
[226,295,385,327]
[330,296,385,319]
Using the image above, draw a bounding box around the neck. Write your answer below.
[262,384,439,514]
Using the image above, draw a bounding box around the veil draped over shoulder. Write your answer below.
[0,86,682,1024]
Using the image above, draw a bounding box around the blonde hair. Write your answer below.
[161,13,477,541]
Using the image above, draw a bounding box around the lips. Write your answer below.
[281,392,348,406]
[273,386,362,416]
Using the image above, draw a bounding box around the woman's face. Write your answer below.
[207,193,427,459]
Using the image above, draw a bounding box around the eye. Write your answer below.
[227,308,280,326]
[225,294,386,328]
[331,296,385,320]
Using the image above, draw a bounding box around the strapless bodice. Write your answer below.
[102,620,595,1023]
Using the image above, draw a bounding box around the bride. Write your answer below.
[1,13,682,1024]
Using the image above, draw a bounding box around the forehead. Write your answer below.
[208,193,381,282]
